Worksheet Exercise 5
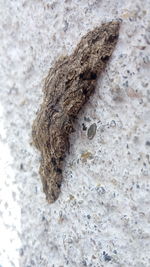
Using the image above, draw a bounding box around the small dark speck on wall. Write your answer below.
[145,141,150,146]
[103,251,112,262]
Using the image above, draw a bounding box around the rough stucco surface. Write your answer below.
[0,0,150,267]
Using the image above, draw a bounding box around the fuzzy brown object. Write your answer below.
[32,21,120,203]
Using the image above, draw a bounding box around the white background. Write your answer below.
[0,0,150,266]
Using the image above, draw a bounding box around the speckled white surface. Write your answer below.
[0,0,150,266]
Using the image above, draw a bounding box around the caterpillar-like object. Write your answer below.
[32,21,120,203]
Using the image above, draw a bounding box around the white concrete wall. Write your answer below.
[0,0,150,266]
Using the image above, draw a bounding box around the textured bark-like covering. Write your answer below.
[32,21,120,203]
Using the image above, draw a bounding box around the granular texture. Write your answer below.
[32,21,120,203]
